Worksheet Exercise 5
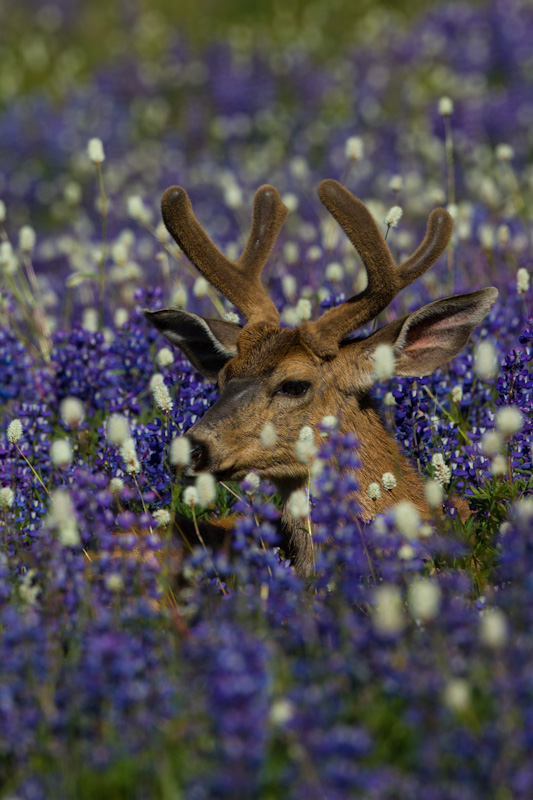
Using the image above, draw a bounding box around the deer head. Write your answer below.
[144,180,497,529]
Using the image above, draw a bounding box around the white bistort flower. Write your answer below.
[479,608,508,647]
[109,477,124,495]
[394,501,420,538]
[107,414,130,445]
[156,347,174,368]
[495,405,524,437]
[48,490,80,546]
[424,479,443,509]
[373,344,395,381]
[517,267,530,295]
[183,486,198,508]
[50,439,73,468]
[87,137,105,165]
[150,374,173,413]
[0,486,14,509]
[495,143,514,162]
[384,206,403,229]
[475,340,498,380]
[443,679,470,712]
[373,585,405,633]
[381,472,397,491]
[432,453,451,485]
[153,509,171,528]
[368,482,381,500]
[260,422,277,448]
[408,577,441,621]
[288,489,309,520]
[59,397,85,429]
[481,430,502,457]
[170,436,191,467]
[195,472,216,506]
[19,225,36,253]
[7,419,23,443]
[120,437,140,474]
[345,136,364,161]
[451,385,463,404]
[438,96,454,116]
[193,277,209,298]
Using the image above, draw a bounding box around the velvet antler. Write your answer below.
[299,179,454,358]
[161,184,289,328]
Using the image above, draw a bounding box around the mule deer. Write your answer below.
[144,180,497,574]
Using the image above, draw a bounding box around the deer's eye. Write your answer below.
[276,380,310,397]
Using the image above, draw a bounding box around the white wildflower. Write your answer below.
[19,568,40,607]
[183,486,198,508]
[432,453,451,485]
[383,391,396,407]
[480,608,508,648]
[260,422,277,448]
[107,414,130,445]
[7,419,23,443]
[0,487,14,509]
[490,454,507,477]
[155,221,170,243]
[87,137,105,165]
[326,262,344,282]
[195,472,216,506]
[170,436,191,467]
[281,192,299,212]
[223,311,240,324]
[398,543,415,560]
[82,308,98,332]
[270,698,294,726]
[438,96,454,116]
[517,268,530,295]
[481,430,502,456]
[424,479,444,509]
[495,405,523,437]
[108,477,124,495]
[283,242,299,265]
[495,143,514,162]
[373,585,405,633]
[59,397,85,429]
[106,573,124,592]
[120,437,140,474]
[153,509,171,528]
[451,385,463,404]
[243,472,260,492]
[288,489,309,520]
[50,439,72,468]
[444,679,470,712]
[150,374,173,413]
[368,482,381,500]
[48,490,80,546]
[389,175,403,193]
[114,308,128,328]
[19,225,36,253]
[282,274,297,299]
[408,578,441,621]
[384,206,403,229]
[0,241,17,275]
[394,501,420,538]
[172,284,188,308]
[224,183,243,209]
[345,136,364,161]
[373,344,395,381]
[381,472,397,491]
[193,276,209,298]
[295,297,312,322]
[321,415,338,430]
[127,195,152,224]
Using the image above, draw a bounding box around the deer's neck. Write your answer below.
[340,397,430,521]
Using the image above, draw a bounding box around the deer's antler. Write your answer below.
[161,184,289,328]
[299,179,454,358]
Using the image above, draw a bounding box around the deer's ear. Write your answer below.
[143,309,241,380]
[365,288,498,378]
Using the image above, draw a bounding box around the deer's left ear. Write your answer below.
[341,288,498,386]
[143,308,241,380]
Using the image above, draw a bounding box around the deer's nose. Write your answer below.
[188,437,210,472]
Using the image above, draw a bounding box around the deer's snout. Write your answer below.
[188,436,211,473]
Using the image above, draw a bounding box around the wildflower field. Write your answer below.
[1,0,533,797]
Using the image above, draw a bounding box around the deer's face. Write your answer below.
[186,326,337,482]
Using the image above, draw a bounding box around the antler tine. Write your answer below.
[161,185,289,327]
[299,180,453,358]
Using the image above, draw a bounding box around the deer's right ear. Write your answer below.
[143,309,241,380]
